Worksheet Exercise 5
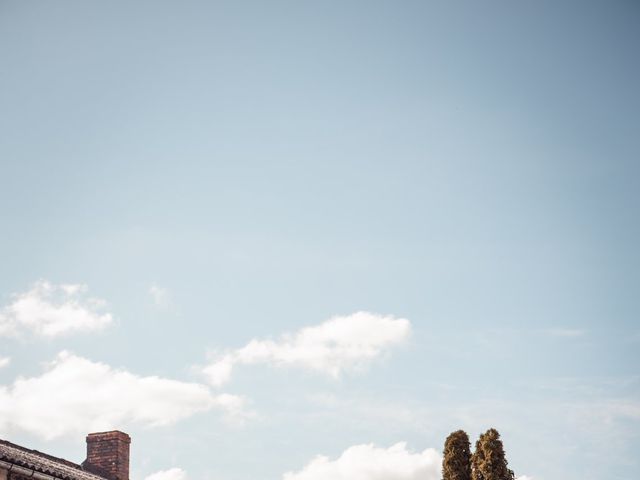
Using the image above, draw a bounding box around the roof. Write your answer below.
[0,439,107,480]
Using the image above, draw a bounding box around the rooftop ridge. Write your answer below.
[0,439,83,469]
[0,439,108,480]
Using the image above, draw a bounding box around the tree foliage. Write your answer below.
[471,431,486,480]
[442,430,472,480]
[471,429,514,480]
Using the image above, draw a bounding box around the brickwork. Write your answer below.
[83,431,130,480]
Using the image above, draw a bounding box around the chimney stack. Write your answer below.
[83,431,130,480]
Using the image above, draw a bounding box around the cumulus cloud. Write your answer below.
[0,357,10,369]
[201,312,411,387]
[0,351,250,440]
[283,443,440,480]
[0,281,113,337]
[144,469,187,480]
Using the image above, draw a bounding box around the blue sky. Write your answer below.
[0,1,638,480]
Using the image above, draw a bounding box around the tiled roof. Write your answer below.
[0,439,108,480]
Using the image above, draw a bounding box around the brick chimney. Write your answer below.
[83,431,131,480]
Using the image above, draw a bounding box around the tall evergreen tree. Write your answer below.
[442,430,472,480]
[471,429,514,480]
[471,432,486,480]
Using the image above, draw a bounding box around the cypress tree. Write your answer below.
[471,429,514,480]
[442,430,472,480]
[471,432,486,480]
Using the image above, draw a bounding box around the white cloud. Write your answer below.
[149,285,170,309]
[0,281,113,337]
[0,351,250,440]
[283,443,440,480]
[202,312,411,387]
[144,468,187,480]
[0,357,10,369]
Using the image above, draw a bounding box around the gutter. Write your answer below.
[0,459,72,480]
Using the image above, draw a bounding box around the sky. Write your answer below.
[0,1,639,479]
